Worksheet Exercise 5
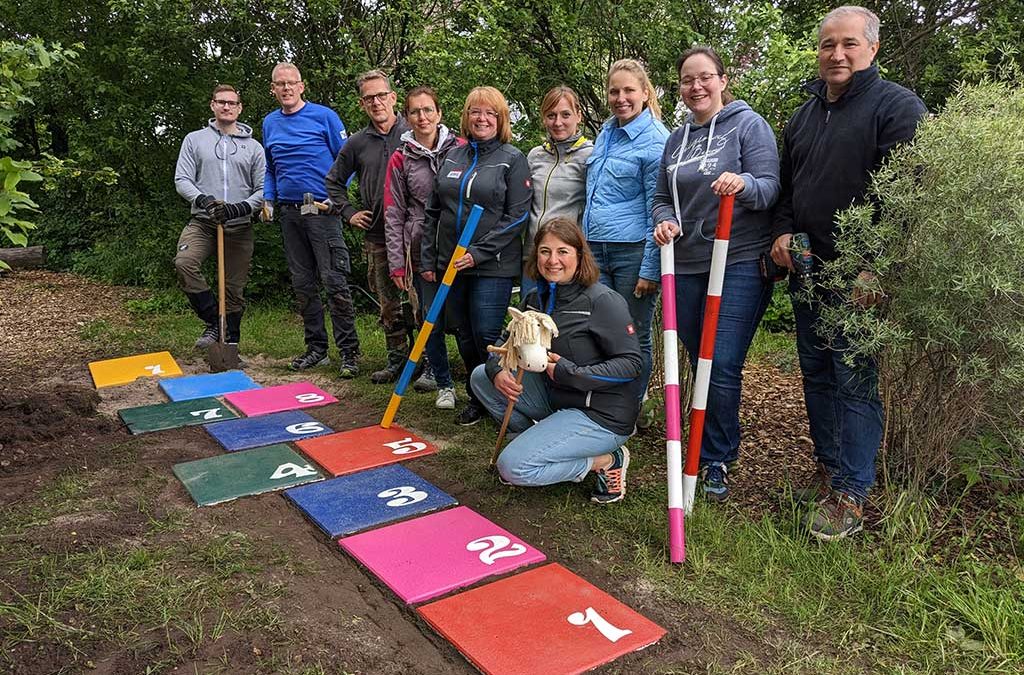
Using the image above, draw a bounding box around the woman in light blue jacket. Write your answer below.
[583,59,669,417]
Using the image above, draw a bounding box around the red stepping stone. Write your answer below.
[297,424,437,476]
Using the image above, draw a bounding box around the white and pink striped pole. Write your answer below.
[661,237,685,563]
[681,194,735,513]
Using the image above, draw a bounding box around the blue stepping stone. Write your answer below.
[285,464,457,537]
[160,371,261,402]
[205,410,333,452]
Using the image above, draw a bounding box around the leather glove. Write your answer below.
[260,202,274,222]
[194,194,217,211]
[210,201,253,223]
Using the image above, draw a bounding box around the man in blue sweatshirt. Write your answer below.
[770,6,927,540]
[262,62,361,377]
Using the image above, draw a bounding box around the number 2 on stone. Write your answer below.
[465,535,526,565]
[567,607,633,643]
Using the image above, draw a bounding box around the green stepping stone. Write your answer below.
[118,397,240,434]
[173,444,323,506]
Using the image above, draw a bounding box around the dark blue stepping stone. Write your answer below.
[160,371,261,402]
[205,410,332,452]
[284,464,457,537]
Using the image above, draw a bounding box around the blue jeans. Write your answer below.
[589,241,658,397]
[446,275,514,407]
[470,365,630,486]
[414,275,453,389]
[791,281,883,501]
[675,260,771,465]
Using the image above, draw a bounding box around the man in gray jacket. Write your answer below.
[174,84,265,349]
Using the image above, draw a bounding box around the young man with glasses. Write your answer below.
[174,83,265,352]
[262,62,361,376]
[325,70,415,385]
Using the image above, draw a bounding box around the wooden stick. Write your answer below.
[490,368,524,466]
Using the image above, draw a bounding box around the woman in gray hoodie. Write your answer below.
[523,86,594,298]
[653,47,781,503]
[383,86,464,410]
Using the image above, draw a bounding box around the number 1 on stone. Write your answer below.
[567,607,633,643]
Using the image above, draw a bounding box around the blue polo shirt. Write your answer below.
[262,101,347,203]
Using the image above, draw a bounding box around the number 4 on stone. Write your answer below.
[269,463,318,480]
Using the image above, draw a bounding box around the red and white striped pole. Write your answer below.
[681,194,735,513]
[661,238,685,563]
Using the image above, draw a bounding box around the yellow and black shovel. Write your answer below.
[206,223,240,372]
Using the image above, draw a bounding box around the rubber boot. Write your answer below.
[226,310,243,345]
[185,290,218,326]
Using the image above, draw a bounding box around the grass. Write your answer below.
[63,293,1024,673]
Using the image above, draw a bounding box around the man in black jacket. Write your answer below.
[325,70,411,381]
[770,5,927,540]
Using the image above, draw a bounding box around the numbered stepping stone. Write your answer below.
[173,443,323,506]
[205,410,332,452]
[418,563,666,674]
[223,381,337,416]
[118,397,239,434]
[297,425,436,476]
[160,370,261,402]
[88,351,183,388]
[339,506,544,604]
[285,465,457,537]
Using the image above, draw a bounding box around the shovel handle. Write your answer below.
[217,223,227,344]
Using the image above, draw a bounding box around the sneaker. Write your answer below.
[455,403,484,426]
[805,491,864,541]
[370,362,403,384]
[338,353,360,380]
[591,446,630,504]
[701,462,729,502]
[636,396,658,430]
[290,348,329,371]
[413,369,438,393]
[194,324,219,349]
[435,387,456,410]
[791,462,833,504]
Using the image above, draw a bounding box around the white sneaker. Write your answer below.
[435,387,456,410]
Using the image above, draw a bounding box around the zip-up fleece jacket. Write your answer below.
[652,100,780,274]
[383,125,463,276]
[772,65,927,263]
[421,136,532,278]
[262,102,347,203]
[583,107,669,282]
[174,120,265,227]
[526,134,594,244]
[325,116,411,243]
[484,280,642,436]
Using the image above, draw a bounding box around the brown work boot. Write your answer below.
[805,490,864,541]
[791,462,832,503]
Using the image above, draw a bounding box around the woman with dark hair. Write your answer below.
[384,85,464,409]
[470,218,643,504]
[421,86,533,425]
[653,46,781,502]
[523,86,594,299]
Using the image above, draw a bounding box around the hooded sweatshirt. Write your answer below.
[652,100,780,274]
[383,125,463,275]
[526,133,594,244]
[174,119,266,227]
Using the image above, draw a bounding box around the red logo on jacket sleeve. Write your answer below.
[626,323,636,335]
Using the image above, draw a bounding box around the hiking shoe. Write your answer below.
[413,369,438,393]
[338,353,360,380]
[455,403,484,426]
[370,362,403,384]
[435,387,456,410]
[591,446,630,504]
[792,462,833,503]
[701,462,730,502]
[195,324,220,349]
[636,396,658,430]
[806,491,864,541]
[290,348,329,371]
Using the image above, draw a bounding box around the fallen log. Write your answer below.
[0,246,46,269]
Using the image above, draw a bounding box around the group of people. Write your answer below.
[173,5,927,540]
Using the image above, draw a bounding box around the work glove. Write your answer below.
[210,201,253,223]
[260,203,274,222]
[194,194,217,211]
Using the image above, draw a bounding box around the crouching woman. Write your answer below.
[469,218,643,504]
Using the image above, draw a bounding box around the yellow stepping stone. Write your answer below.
[88,351,183,388]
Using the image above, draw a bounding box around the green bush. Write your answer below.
[817,79,1024,490]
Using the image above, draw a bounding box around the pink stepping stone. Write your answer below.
[224,381,336,416]
[339,506,545,604]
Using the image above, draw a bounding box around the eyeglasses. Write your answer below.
[679,73,722,90]
[407,106,437,117]
[468,109,498,120]
[360,91,392,105]
[212,99,241,108]
[272,80,301,89]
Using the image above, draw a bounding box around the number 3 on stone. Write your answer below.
[382,437,427,455]
[567,607,633,643]
[465,535,526,565]
[377,486,428,507]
